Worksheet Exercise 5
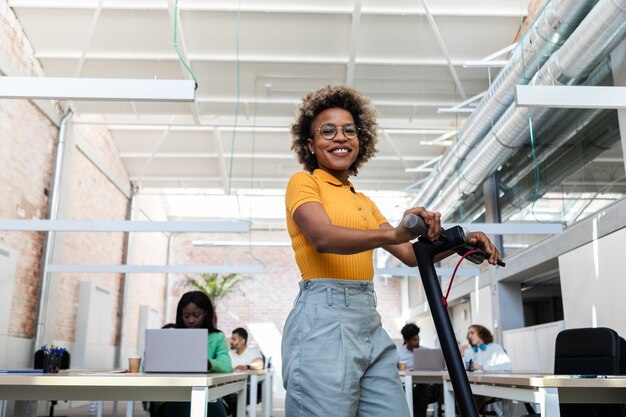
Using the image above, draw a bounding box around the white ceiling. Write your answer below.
[9,0,530,205]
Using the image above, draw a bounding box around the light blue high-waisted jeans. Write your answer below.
[282,278,411,417]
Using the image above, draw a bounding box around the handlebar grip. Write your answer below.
[403,213,429,236]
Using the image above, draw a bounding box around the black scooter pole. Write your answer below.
[403,214,505,417]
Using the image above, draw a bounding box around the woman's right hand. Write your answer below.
[397,207,442,243]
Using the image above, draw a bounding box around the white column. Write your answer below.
[611,39,626,174]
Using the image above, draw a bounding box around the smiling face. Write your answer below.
[307,107,360,184]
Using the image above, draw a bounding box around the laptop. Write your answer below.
[143,328,208,373]
[412,348,446,371]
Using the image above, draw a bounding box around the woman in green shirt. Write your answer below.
[160,291,232,417]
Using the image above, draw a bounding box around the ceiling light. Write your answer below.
[0,77,195,101]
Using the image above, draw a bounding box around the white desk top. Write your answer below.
[0,371,249,402]
[0,370,248,387]
[443,372,626,388]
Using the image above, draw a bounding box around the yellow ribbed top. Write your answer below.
[285,170,388,280]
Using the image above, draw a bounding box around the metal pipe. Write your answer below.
[114,187,136,368]
[415,0,597,207]
[430,0,626,216]
[34,108,73,350]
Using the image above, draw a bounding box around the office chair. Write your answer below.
[34,349,71,417]
[553,327,623,417]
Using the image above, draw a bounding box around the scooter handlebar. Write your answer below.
[402,213,505,267]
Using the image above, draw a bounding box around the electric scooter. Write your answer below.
[403,214,506,417]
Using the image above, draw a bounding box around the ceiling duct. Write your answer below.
[448,59,614,222]
[499,110,620,222]
[414,0,597,206]
[428,0,626,217]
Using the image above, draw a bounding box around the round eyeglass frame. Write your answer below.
[315,123,360,140]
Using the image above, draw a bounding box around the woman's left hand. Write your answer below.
[465,231,503,265]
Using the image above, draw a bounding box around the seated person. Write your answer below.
[229,327,264,371]
[154,291,232,417]
[396,323,439,417]
[461,324,512,372]
[461,324,511,417]
[224,327,264,417]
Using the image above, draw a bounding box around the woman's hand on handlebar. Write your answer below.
[399,207,442,242]
[465,231,503,265]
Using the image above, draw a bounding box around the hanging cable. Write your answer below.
[173,0,198,89]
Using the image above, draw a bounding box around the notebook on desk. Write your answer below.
[143,328,208,373]
[413,348,446,371]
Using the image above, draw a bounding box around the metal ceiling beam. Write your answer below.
[119,152,434,162]
[8,1,528,17]
[128,176,416,185]
[344,0,362,86]
[212,127,229,192]
[47,264,264,274]
[166,0,202,124]
[0,219,250,232]
[34,51,472,67]
[135,119,173,185]
[420,0,467,99]
[381,130,409,171]
[74,0,103,77]
[80,120,458,132]
[515,85,626,109]
[0,48,61,125]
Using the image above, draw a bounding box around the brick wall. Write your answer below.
[0,1,57,341]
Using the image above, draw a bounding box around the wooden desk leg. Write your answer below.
[404,374,414,417]
[250,374,258,417]
[443,380,455,417]
[190,386,208,417]
[236,383,247,417]
[262,373,272,417]
[538,387,560,417]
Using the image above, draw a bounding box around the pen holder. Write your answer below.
[43,353,62,373]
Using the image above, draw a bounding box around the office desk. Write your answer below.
[443,373,626,417]
[402,371,446,417]
[246,370,273,417]
[0,371,248,417]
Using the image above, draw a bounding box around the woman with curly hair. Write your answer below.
[281,85,501,417]
[462,324,511,372]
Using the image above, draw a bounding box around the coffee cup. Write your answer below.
[128,355,141,373]
[398,361,407,371]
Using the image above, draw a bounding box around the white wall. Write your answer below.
[0,243,17,367]
[449,301,472,346]
[73,281,116,368]
[559,226,626,337]
[414,313,438,349]
[503,321,564,372]
[470,284,494,334]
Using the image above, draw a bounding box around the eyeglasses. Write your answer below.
[315,123,360,140]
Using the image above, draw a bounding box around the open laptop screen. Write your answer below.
[143,328,208,373]
[412,348,446,371]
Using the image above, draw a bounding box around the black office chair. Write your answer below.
[553,327,624,417]
[34,349,71,417]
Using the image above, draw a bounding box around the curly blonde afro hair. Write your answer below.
[290,85,378,175]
